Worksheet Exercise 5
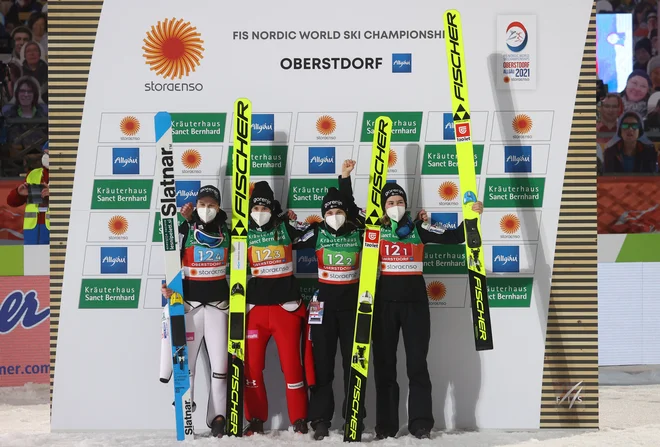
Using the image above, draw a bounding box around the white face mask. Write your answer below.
[197,207,217,223]
[386,205,406,222]
[251,211,271,227]
[41,153,49,168]
[325,214,346,231]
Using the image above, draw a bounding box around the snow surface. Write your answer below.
[2,381,660,446]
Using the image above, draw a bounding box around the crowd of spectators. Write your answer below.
[597,0,660,175]
[0,0,48,178]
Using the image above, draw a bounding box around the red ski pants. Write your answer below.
[244,304,308,424]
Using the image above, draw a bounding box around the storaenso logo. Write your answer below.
[229,363,241,434]
[233,100,250,219]
[446,12,466,103]
[474,277,487,340]
[349,375,362,439]
[142,18,205,92]
[370,119,389,208]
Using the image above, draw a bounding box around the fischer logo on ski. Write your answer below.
[226,98,252,436]
[343,116,391,442]
[443,10,494,351]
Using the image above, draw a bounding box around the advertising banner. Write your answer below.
[0,276,50,387]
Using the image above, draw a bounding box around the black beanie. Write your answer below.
[381,183,407,211]
[321,187,348,216]
[197,185,221,205]
[249,181,274,211]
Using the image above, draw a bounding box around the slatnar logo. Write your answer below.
[143,17,205,92]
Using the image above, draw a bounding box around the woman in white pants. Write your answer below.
[159,185,230,437]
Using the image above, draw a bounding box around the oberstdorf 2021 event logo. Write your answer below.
[142,17,205,92]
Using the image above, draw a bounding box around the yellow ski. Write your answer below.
[226,98,251,435]
[443,10,493,351]
[343,116,392,442]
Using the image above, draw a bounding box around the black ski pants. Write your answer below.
[307,306,365,428]
[372,299,434,436]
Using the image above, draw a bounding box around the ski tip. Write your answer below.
[154,112,172,141]
[234,97,252,107]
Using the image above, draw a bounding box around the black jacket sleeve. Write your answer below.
[338,174,366,228]
[178,220,190,261]
[417,220,466,245]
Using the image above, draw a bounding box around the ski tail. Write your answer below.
[226,98,252,436]
[343,116,392,442]
[443,10,494,351]
[155,111,195,440]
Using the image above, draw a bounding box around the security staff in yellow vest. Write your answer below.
[6,143,49,245]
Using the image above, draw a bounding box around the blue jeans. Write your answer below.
[23,224,50,245]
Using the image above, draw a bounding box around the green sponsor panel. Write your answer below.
[487,277,533,308]
[616,234,660,262]
[423,244,467,274]
[226,145,288,176]
[0,246,23,276]
[91,179,153,210]
[152,212,186,243]
[170,113,226,143]
[360,112,423,142]
[483,177,545,208]
[288,178,338,209]
[79,279,141,309]
[298,277,319,307]
[422,145,485,175]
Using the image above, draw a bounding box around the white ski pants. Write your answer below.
[160,301,228,427]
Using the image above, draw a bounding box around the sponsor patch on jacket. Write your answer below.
[421,222,446,234]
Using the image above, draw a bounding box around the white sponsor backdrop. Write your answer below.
[52,0,593,434]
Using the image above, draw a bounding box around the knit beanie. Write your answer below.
[380,183,407,211]
[249,181,275,211]
[321,187,348,216]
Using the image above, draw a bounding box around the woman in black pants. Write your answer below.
[339,175,482,439]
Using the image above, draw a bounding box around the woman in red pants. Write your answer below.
[243,181,314,435]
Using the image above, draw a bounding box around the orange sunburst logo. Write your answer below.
[181,149,201,169]
[321,271,329,278]
[306,214,322,224]
[119,116,141,136]
[316,115,337,135]
[190,268,198,276]
[503,75,510,84]
[512,114,533,134]
[427,281,447,301]
[142,18,205,80]
[438,181,459,201]
[108,215,128,235]
[500,214,521,234]
[388,149,398,167]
